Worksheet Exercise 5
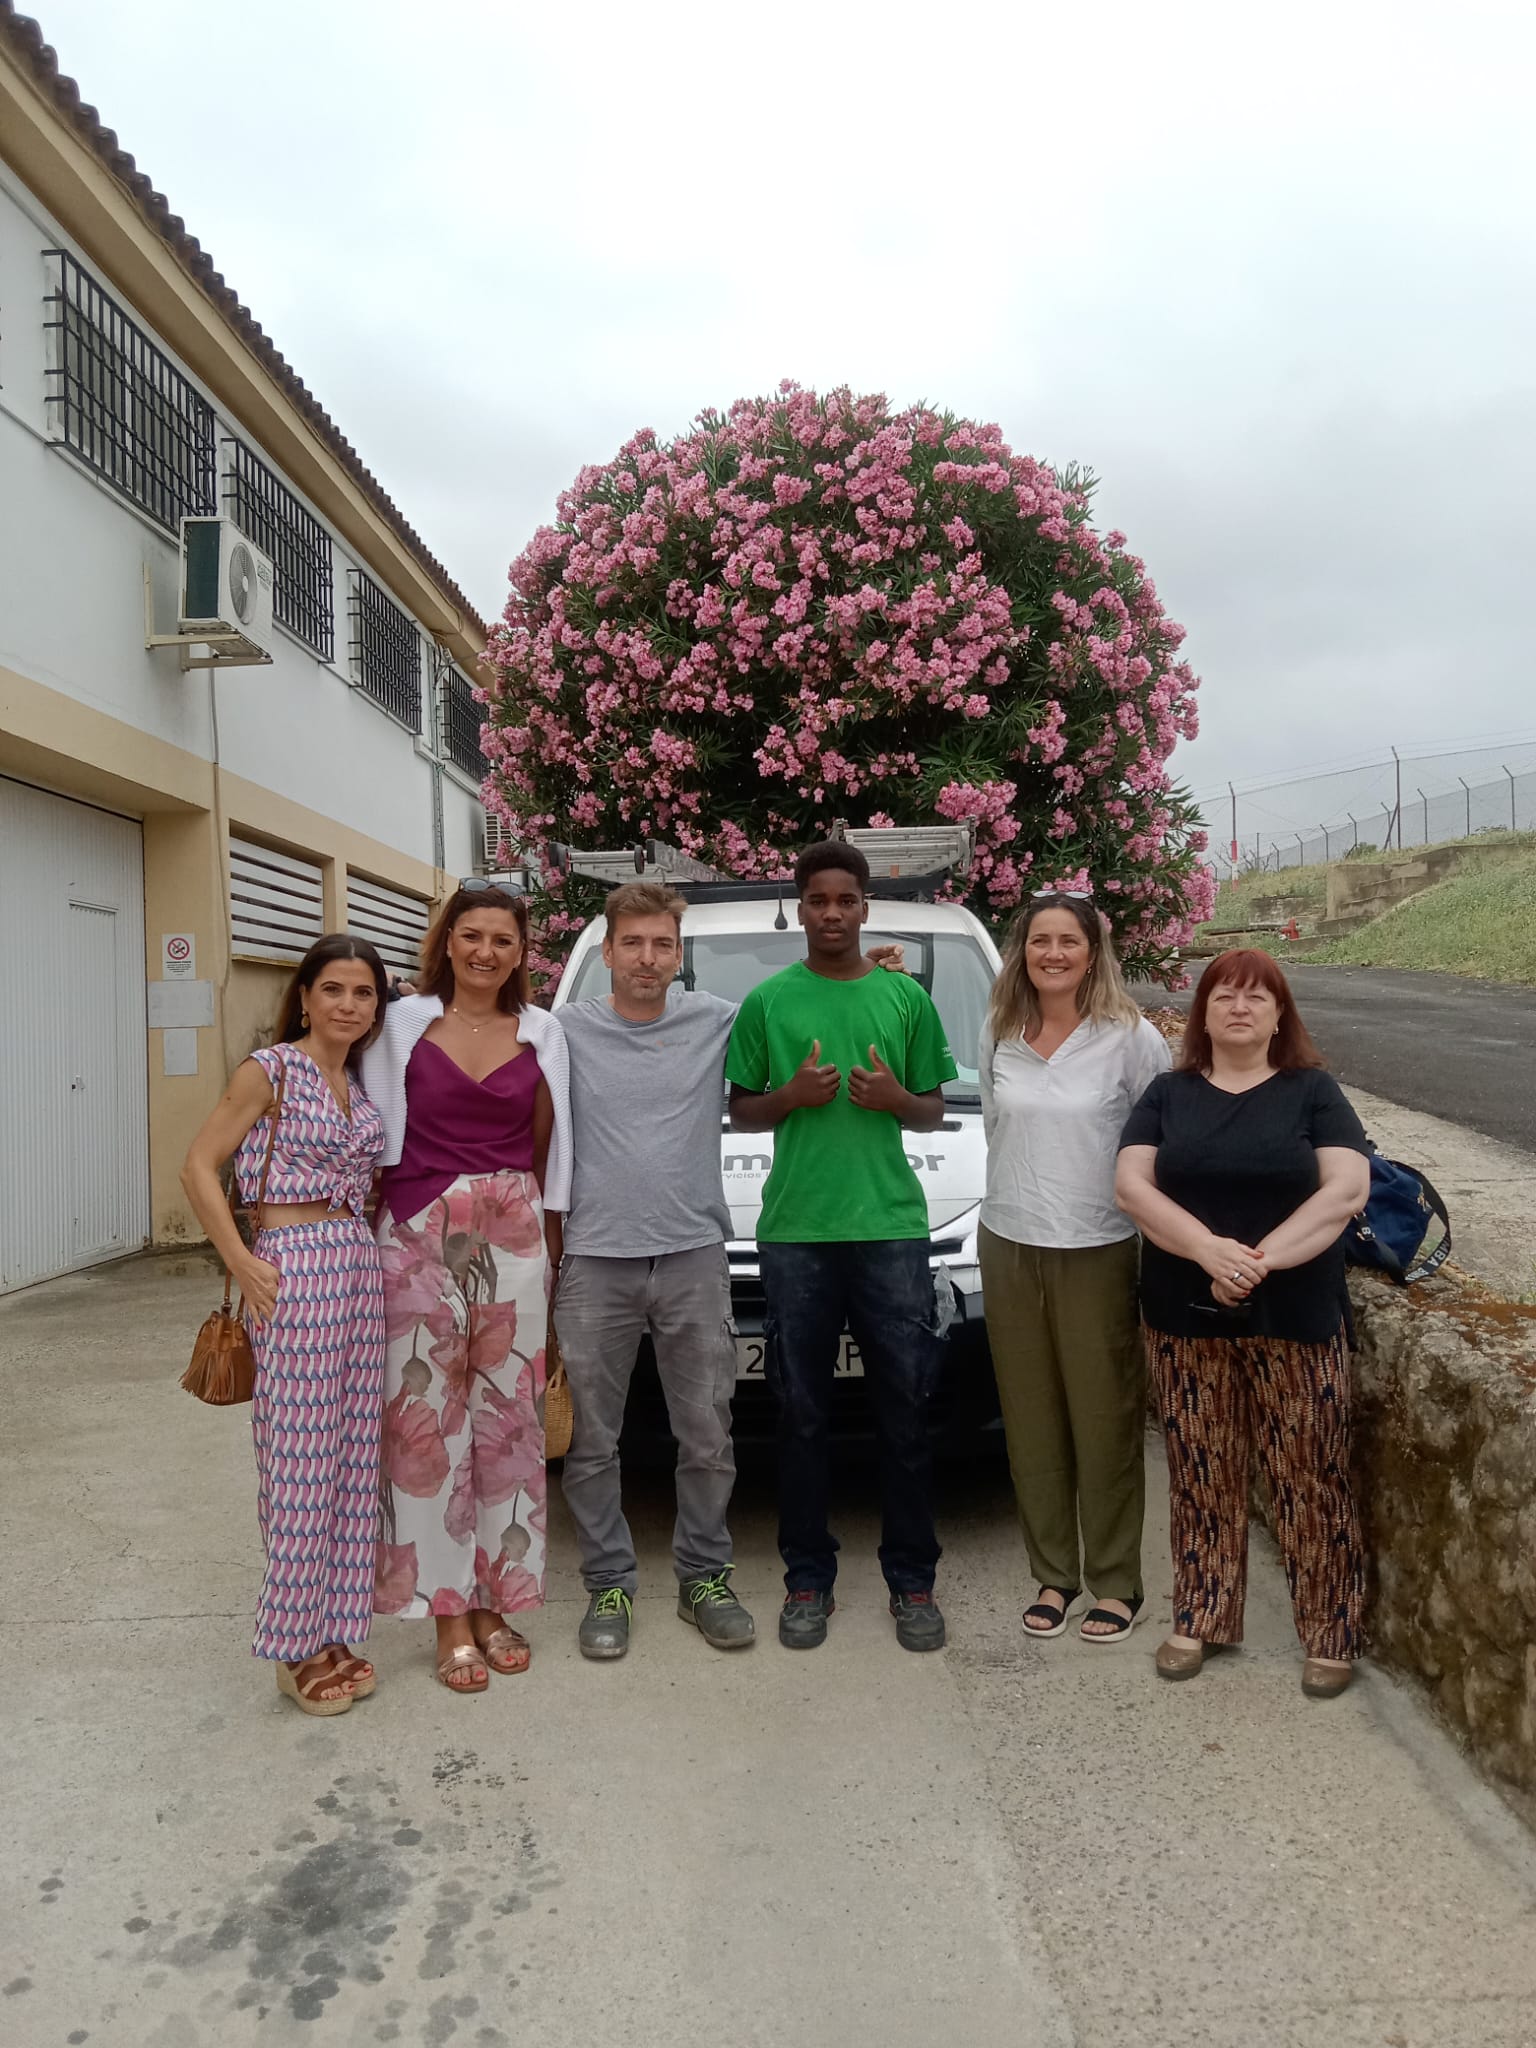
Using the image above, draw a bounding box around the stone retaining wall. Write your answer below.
[1344,1272,1536,1819]
[1323,847,1460,925]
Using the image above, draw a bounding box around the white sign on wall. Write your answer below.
[162,1028,199,1076]
[147,981,214,1029]
[161,932,197,980]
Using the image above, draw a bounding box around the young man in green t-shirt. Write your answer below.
[725,841,958,1652]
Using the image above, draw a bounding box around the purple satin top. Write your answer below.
[381,1036,542,1226]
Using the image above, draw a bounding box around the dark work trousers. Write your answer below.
[758,1239,943,1596]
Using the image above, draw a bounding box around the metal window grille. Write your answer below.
[43,250,216,532]
[347,872,430,978]
[440,668,489,780]
[225,443,334,658]
[348,571,421,728]
[229,836,325,964]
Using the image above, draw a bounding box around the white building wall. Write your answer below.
[0,166,487,876]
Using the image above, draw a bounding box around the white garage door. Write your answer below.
[0,778,150,1291]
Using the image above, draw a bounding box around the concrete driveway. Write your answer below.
[4,1255,1536,2048]
[1141,966,1536,1154]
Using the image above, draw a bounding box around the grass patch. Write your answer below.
[1301,850,1536,984]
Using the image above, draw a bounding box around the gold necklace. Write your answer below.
[451,1004,493,1035]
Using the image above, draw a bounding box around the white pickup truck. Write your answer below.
[548,846,1004,1443]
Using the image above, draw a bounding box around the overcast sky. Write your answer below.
[34,0,1536,815]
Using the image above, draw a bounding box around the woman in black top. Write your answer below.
[1115,950,1371,1698]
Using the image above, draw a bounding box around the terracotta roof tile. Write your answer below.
[0,2,487,640]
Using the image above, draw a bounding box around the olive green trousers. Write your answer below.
[978,1224,1145,1603]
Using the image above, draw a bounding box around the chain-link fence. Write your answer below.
[1196,740,1536,875]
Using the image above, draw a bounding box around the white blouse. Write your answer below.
[978,1014,1171,1249]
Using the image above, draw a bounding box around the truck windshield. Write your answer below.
[564,929,991,1107]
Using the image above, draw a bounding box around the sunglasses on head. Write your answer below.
[1030,887,1093,901]
[457,876,526,898]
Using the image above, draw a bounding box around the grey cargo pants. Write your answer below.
[553,1244,738,1593]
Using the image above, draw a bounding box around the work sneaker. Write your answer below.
[676,1570,756,1651]
[889,1591,946,1652]
[778,1588,835,1650]
[578,1587,633,1661]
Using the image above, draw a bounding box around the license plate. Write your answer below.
[735,1335,864,1381]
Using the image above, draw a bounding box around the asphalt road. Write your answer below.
[1138,965,1536,1154]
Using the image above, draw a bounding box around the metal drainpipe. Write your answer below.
[428,643,449,879]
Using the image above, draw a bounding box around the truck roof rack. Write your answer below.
[828,819,975,880]
[545,824,975,901]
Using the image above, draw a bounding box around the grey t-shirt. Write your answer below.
[559,985,736,1258]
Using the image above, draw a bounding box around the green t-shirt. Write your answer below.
[725,960,958,1243]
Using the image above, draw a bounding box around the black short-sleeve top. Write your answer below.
[1118,1067,1369,1342]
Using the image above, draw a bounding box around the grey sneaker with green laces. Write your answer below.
[579,1587,633,1661]
[677,1570,756,1650]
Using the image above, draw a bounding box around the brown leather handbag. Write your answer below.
[181,1059,287,1406]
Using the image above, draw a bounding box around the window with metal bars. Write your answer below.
[348,571,421,728]
[43,250,216,532]
[225,443,334,657]
[440,668,488,780]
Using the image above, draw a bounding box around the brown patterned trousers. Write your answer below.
[1146,1324,1364,1661]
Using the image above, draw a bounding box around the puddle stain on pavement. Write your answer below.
[119,1753,555,2037]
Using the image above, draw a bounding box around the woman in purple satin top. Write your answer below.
[362,885,572,1695]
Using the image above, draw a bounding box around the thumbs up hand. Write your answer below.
[849,1045,905,1115]
[785,1039,841,1110]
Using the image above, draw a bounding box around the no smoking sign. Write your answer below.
[161,932,197,980]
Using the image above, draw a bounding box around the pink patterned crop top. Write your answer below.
[234,1044,385,1217]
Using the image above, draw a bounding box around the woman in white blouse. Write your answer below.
[978,893,1170,1642]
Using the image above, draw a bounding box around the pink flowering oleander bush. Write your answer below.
[480,382,1215,989]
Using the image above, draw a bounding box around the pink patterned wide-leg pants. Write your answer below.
[374,1171,549,1621]
[248,1215,386,1662]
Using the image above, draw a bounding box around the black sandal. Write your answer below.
[1078,1594,1145,1643]
[1022,1586,1080,1639]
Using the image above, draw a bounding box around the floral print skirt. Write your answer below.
[374,1170,548,1620]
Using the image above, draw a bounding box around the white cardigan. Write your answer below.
[361,995,572,1213]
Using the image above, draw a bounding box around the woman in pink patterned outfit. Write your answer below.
[181,936,389,1718]
[363,885,571,1693]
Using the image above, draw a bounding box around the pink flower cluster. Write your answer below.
[480,382,1212,983]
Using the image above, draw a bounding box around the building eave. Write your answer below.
[0,4,490,675]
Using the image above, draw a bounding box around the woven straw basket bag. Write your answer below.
[544,1324,573,1459]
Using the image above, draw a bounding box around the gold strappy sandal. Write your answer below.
[276,1656,355,1717]
[435,1643,489,1694]
[476,1626,531,1676]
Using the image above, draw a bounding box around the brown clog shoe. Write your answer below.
[1301,1657,1353,1699]
[1155,1636,1206,1680]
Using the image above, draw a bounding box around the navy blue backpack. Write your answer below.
[1344,1148,1451,1284]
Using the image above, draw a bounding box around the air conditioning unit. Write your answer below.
[475,812,531,891]
[178,517,275,660]
[483,811,512,870]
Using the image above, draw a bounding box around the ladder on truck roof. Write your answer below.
[545,822,975,897]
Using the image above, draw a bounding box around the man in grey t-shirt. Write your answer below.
[554,882,755,1659]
